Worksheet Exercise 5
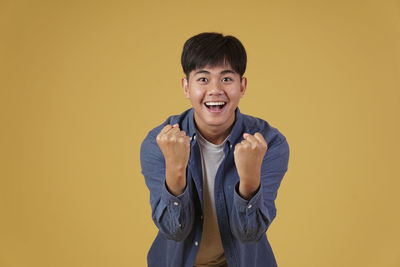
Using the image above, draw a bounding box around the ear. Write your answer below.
[182,77,190,98]
[239,76,247,98]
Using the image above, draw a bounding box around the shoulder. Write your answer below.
[241,112,288,149]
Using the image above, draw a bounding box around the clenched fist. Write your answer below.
[234,132,268,200]
[156,124,191,196]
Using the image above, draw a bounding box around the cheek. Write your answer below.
[228,90,243,101]
[189,88,205,103]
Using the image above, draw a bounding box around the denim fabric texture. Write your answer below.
[140,107,290,267]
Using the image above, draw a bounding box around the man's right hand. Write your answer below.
[156,124,191,196]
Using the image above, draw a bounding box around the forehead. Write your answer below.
[191,63,237,76]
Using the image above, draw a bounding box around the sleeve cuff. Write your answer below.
[161,180,191,207]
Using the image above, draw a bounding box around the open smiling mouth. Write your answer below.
[204,101,227,112]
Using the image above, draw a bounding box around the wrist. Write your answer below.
[238,180,260,200]
[165,159,187,173]
[165,166,186,196]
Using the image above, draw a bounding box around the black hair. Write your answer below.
[181,32,247,81]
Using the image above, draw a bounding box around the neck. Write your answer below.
[194,114,236,145]
[197,125,232,145]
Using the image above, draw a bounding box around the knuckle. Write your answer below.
[158,135,166,143]
[262,143,268,149]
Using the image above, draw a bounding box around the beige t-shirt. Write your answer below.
[194,131,228,267]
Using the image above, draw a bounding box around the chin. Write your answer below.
[205,116,231,126]
[194,107,235,126]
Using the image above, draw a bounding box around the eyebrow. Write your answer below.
[194,69,236,76]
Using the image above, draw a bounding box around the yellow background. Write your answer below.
[1,0,399,266]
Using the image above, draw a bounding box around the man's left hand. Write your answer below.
[234,132,268,200]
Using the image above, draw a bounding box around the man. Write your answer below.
[140,32,290,267]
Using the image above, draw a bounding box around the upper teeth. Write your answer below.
[206,102,225,106]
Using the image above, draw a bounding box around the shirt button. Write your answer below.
[195,241,199,246]
[230,144,233,149]
[194,135,197,140]
[200,215,203,220]
[178,224,182,228]
[174,202,179,206]
[248,204,252,209]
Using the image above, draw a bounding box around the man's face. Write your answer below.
[182,63,247,133]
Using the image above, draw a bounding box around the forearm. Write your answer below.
[152,178,195,241]
[230,182,272,243]
[165,163,187,196]
[238,177,260,200]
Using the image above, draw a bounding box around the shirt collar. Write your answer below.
[187,107,244,146]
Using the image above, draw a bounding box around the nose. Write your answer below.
[207,79,224,95]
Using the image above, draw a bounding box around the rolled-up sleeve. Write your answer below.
[140,131,195,241]
[230,136,290,243]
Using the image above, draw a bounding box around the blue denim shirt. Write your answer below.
[140,107,290,267]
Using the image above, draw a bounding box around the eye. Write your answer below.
[198,77,208,83]
[222,77,233,82]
